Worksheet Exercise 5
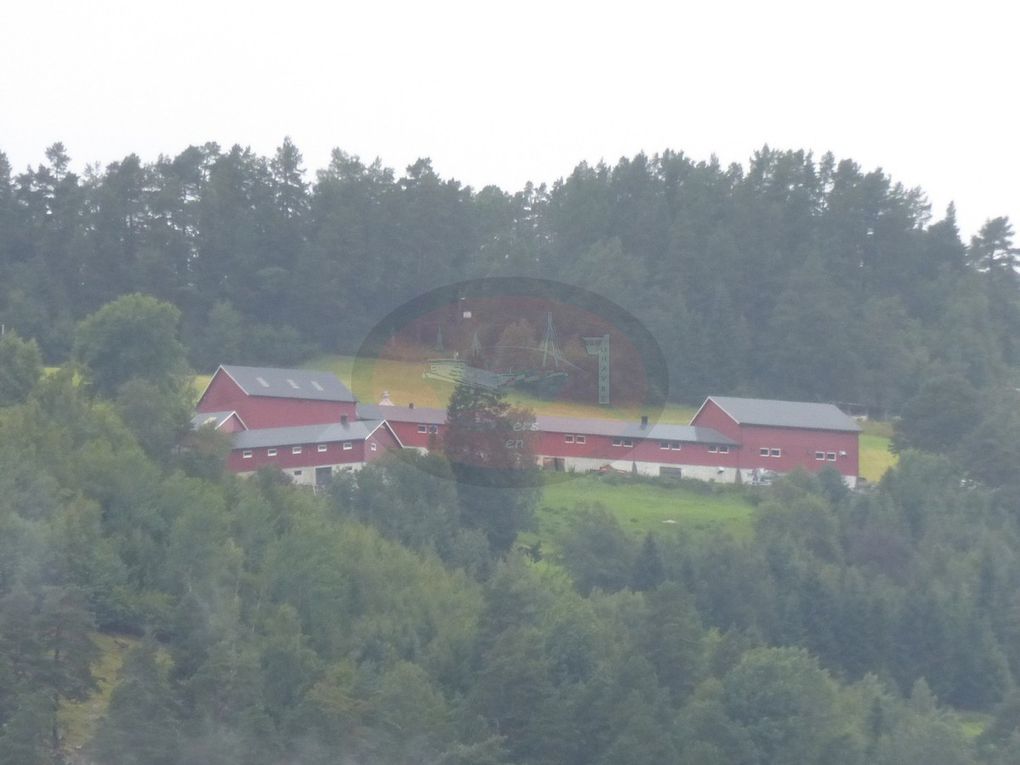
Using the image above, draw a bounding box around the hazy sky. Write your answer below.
[2,0,1016,238]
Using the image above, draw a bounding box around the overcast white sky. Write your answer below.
[1,0,1016,238]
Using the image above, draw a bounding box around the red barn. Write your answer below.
[534,415,739,479]
[196,365,357,429]
[227,418,402,486]
[358,403,447,451]
[690,396,860,486]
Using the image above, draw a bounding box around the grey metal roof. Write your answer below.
[706,396,861,432]
[535,415,738,446]
[358,403,447,425]
[190,411,237,429]
[219,365,356,403]
[231,419,384,450]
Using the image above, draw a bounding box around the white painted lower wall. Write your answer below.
[236,461,366,486]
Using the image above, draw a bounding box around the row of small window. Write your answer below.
[815,451,838,461]
[416,424,441,434]
[759,448,782,458]
[564,434,587,444]
[242,442,377,458]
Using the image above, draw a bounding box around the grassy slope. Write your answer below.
[58,633,138,752]
[533,475,756,547]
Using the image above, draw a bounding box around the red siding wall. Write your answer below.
[735,424,859,479]
[689,399,743,441]
[365,425,402,462]
[229,438,366,473]
[691,399,859,479]
[535,430,739,468]
[387,421,446,450]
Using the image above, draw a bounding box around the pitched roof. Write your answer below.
[190,411,244,430]
[535,414,738,445]
[231,419,390,450]
[358,403,447,425]
[704,396,861,432]
[217,365,356,403]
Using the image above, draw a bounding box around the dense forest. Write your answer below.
[2,140,1018,411]
[3,141,1020,763]
[3,312,1020,764]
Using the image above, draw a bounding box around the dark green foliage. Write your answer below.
[0,330,43,406]
[73,293,189,396]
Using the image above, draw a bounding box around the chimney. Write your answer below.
[409,402,415,409]
[341,414,349,426]
[641,415,648,428]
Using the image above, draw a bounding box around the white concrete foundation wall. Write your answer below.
[236,462,366,486]
[674,464,739,482]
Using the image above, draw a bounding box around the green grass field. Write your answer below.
[529,475,757,551]
[58,632,138,751]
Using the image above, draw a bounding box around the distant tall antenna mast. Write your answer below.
[583,334,610,405]
[540,312,565,368]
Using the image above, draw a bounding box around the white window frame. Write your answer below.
[242,449,253,459]
[827,451,837,461]
[759,447,770,457]
[267,448,277,457]
[370,442,377,451]
[815,451,825,461]
[670,441,681,451]
[292,446,302,455]
[718,445,729,454]
[575,435,586,444]
[660,440,670,450]
[317,444,327,453]
[623,439,633,448]
[417,424,428,434]
[770,448,781,458]
[343,441,353,451]
[428,424,439,434]
[612,438,623,447]
[565,434,575,443]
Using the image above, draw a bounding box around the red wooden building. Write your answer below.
[196,365,357,429]
[194,365,861,488]
[689,396,860,486]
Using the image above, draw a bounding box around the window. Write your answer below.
[612,438,623,447]
[267,448,277,457]
[292,446,302,455]
[623,439,633,448]
[565,434,575,443]
[317,444,327,452]
[770,448,781,458]
[827,452,837,461]
[576,435,586,444]
[242,449,253,459]
[428,424,439,434]
[417,424,428,434]
[343,441,353,450]
[293,470,302,476]
[718,445,729,454]
[370,442,377,451]
[670,441,681,450]
[815,451,825,461]
[660,440,670,450]
[759,448,770,457]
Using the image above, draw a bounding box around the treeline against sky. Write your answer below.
[1,141,1018,410]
